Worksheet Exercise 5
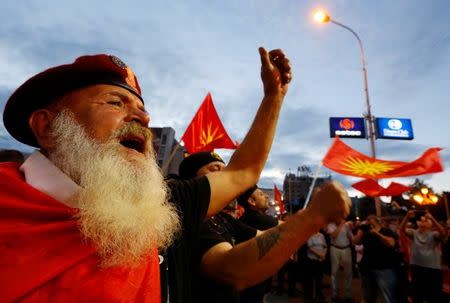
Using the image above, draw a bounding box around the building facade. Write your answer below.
[283,171,331,212]
[151,127,185,177]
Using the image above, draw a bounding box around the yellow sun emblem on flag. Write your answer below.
[200,124,224,146]
[341,156,397,177]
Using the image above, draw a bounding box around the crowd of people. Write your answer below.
[0,46,448,303]
[263,209,450,303]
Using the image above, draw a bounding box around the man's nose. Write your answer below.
[127,106,150,126]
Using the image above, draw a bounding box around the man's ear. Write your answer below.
[29,109,57,151]
[248,196,256,207]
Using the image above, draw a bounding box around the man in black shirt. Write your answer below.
[237,185,279,302]
[238,185,279,231]
[353,215,399,303]
[160,47,294,303]
[179,152,352,303]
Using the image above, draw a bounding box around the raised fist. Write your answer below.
[307,181,351,226]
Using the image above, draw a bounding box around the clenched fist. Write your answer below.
[259,47,292,97]
[307,181,351,227]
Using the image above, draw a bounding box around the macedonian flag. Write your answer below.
[352,179,412,197]
[322,137,443,179]
[181,92,238,153]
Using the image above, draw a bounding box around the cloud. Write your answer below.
[0,0,449,196]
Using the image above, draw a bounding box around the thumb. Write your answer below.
[259,47,270,67]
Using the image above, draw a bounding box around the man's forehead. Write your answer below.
[68,84,145,105]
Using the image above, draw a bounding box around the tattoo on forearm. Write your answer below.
[256,229,280,260]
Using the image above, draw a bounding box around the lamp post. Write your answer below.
[314,10,381,215]
[314,10,376,158]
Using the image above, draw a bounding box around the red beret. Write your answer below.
[3,54,143,147]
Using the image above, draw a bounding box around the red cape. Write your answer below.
[0,163,160,302]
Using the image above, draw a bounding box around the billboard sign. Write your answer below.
[375,117,414,140]
[329,117,366,138]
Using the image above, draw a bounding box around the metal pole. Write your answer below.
[330,20,376,159]
[303,163,322,209]
[330,19,381,216]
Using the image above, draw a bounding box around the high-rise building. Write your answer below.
[151,127,185,176]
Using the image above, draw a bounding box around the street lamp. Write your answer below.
[313,9,381,215]
[313,10,376,159]
[411,186,439,206]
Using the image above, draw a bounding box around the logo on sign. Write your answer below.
[375,117,414,140]
[387,119,402,130]
[336,118,361,136]
[339,119,355,130]
[330,117,366,138]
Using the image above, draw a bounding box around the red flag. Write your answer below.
[352,179,412,197]
[274,185,286,214]
[181,93,238,153]
[323,137,443,179]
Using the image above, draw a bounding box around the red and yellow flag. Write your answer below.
[181,93,238,153]
[352,179,412,197]
[274,185,286,214]
[322,137,443,179]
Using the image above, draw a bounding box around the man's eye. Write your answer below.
[107,100,122,107]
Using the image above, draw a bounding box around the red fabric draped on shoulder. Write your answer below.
[0,163,160,303]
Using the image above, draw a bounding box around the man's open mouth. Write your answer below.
[119,134,146,154]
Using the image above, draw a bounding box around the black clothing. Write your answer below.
[160,177,211,303]
[239,209,278,302]
[359,227,399,272]
[192,212,257,303]
[239,208,278,231]
[302,258,325,300]
[411,265,443,303]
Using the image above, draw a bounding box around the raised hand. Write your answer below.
[258,47,292,97]
[307,181,351,226]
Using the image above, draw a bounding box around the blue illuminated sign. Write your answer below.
[329,117,366,138]
[375,118,414,140]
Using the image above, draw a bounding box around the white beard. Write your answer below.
[47,110,180,267]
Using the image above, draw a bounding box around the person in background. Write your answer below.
[237,185,279,302]
[303,231,327,302]
[238,185,279,231]
[326,219,353,302]
[353,215,399,303]
[399,210,446,303]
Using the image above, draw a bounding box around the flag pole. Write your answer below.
[303,163,322,209]
[161,141,181,176]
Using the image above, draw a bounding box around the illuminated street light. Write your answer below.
[313,10,330,23]
[421,187,429,195]
[312,9,376,159]
[411,186,439,206]
[313,9,379,214]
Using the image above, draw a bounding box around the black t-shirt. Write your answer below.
[239,209,278,303]
[192,212,257,303]
[359,227,399,272]
[160,177,211,303]
[240,209,278,231]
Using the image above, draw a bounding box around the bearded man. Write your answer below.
[0,47,291,303]
[0,48,346,303]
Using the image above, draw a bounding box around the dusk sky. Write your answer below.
[1,0,449,198]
